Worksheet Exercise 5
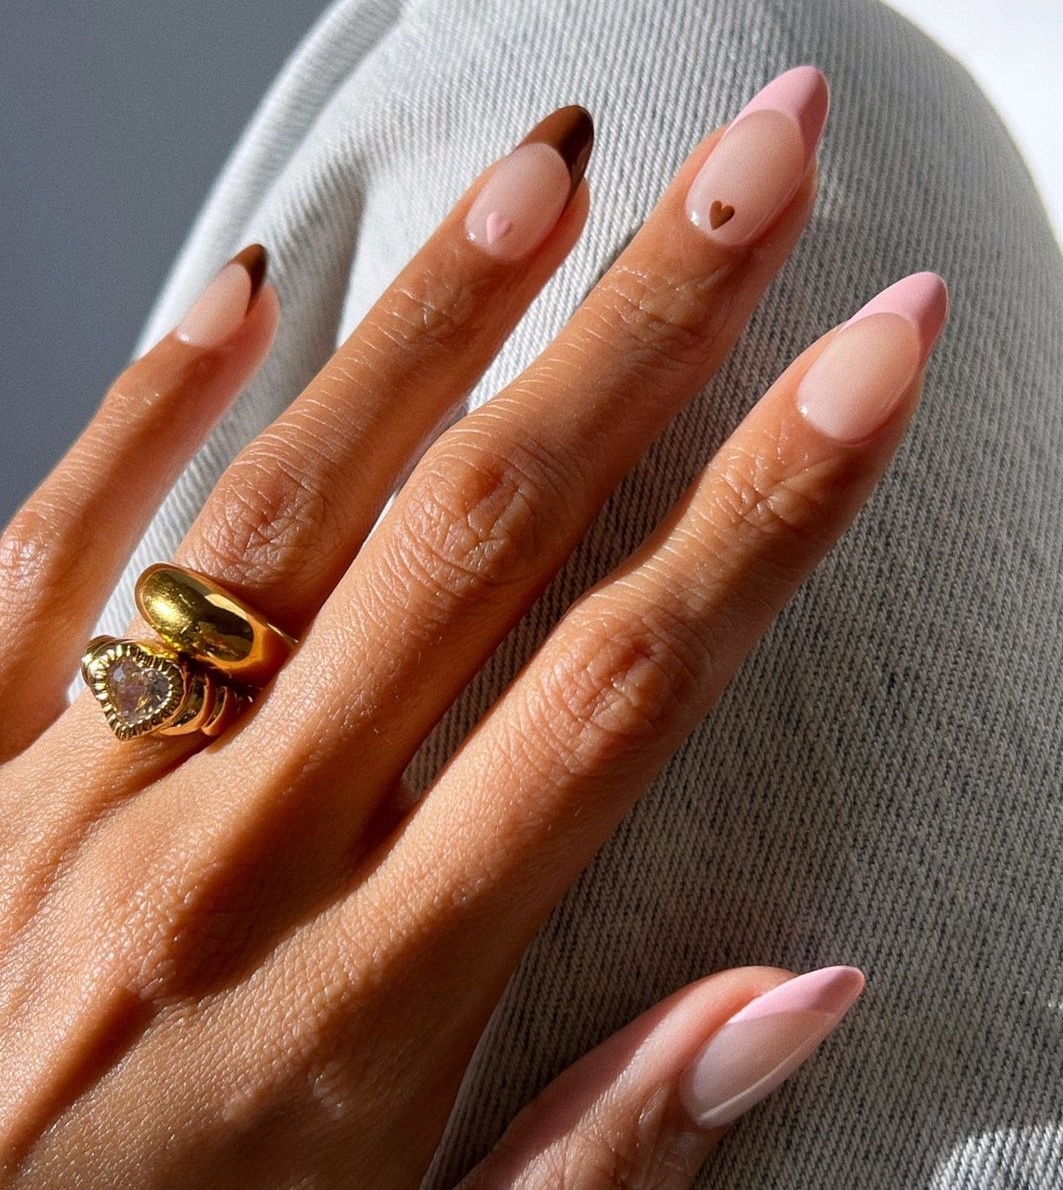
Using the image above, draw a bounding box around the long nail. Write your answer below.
[465,106,594,262]
[797,272,949,441]
[173,244,268,348]
[680,966,865,1129]
[686,65,829,247]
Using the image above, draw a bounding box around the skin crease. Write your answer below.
[0,291,282,761]
[0,94,925,1187]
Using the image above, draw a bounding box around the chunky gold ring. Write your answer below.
[81,565,297,741]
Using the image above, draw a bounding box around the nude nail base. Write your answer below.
[465,106,594,262]
[173,244,268,348]
[797,272,949,442]
[686,66,830,248]
[680,966,865,1129]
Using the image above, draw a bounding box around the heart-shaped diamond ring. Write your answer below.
[81,565,297,741]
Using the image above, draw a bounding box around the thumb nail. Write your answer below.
[679,965,865,1129]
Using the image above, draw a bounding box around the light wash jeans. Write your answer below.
[102,0,1063,1184]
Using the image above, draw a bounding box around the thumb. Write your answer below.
[456,965,864,1190]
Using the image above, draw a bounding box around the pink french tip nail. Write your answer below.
[680,966,866,1130]
[845,271,951,364]
[797,272,950,442]
[686,65,830,248]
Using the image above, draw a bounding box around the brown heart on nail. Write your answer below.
[709,200,735,230]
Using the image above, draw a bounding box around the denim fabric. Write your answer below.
[99,0,1063,1184]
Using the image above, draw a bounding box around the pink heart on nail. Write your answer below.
[485,211,514,244]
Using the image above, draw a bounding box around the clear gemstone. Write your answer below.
[106,658,174,724]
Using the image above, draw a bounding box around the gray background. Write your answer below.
[0,2,327,524]
[1,1,1060,527]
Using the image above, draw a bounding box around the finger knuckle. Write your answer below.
[520,1096,676,1190]
[103,366,166,416]
[384,265,494,353]
[0,505,57,600]
[0,501,74,627]
[597,262,727,376]
[539,1137,618,1188]
[542,606,704,768]
[194,441,332,590]
[111,860,268,1004]
[712,444,834,554]
[392,437,564,609]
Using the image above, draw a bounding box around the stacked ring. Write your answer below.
[81,565,297,741]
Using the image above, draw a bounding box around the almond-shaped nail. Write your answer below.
[465,106,594,262]
[680,966,865,1130]
[797,272,949,442]
[686,65,829,247]
[173,244,268,348]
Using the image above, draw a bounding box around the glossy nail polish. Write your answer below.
[680,966,865,1129]
[174,243,268,348]
[797,272,949,441]
[465,106,594,262]
[686,65,829,247]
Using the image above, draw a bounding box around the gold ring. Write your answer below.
[81,565,296,741]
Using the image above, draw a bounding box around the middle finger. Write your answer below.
[173,106,595,629]
[267,67,829,807]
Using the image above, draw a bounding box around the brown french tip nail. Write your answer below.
[174,243,269,348]
[230,243,268,311]
[465,108,593,263]
[519,105,595,196]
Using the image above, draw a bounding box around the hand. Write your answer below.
[0,69,945,1187]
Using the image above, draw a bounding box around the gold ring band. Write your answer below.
[135,564,297,683]
[82,565,296,741]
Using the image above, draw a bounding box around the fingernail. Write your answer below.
[796,272,949,442]
[465,106,594,262]
[686,65,829,247]
[173,243,268,348]
[680,966,865,1129]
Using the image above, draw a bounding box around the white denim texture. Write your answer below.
[99,0,1063,1184]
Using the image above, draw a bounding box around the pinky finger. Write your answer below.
[457,966,864,1190]
[0,245,279,756]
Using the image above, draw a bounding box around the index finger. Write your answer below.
[173,108,594,628]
